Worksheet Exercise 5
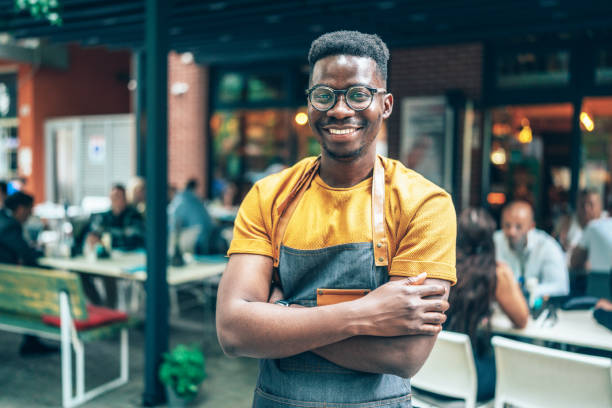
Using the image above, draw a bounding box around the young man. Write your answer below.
[168,178,215,254]
[83,184,145,307]
[494,200,569,299]
[216,31,456,407]
[0,191,41,266]
[0,191,56,355]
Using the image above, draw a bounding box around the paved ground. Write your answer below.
[0,300,259,408]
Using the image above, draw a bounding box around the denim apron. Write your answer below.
[253,156,412,408]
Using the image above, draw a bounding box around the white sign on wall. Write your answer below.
[88,135,106,164]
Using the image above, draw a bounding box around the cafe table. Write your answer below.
[39,251,227,317]
[490,306,612,353]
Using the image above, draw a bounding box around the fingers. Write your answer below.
[420,298,449,313]
[268,286,284,304]
[413,284,447,298]
[413,324,443,336]
[421,312,447,325]
[404,273,427,286]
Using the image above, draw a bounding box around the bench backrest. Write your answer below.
[0,263,87,319]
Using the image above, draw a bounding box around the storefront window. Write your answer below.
[0,72,18,180]
[495,50,570,88]
[488,104,574,230]
[580,97,612,206]
[210,108,317,204]
[246,73,285,102]
[218,73,244,104]
[595,48,612,85]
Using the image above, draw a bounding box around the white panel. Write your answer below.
[81,122,107,199]
[108,119,135,187]
[45,114,135,206]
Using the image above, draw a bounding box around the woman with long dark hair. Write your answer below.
[445,207,528,401]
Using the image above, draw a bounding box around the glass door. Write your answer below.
[580,97,612,209]
[487,103,574,231]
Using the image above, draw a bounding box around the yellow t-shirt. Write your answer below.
[228,156,457,284]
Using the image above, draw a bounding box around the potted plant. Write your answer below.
[159,344,206,406]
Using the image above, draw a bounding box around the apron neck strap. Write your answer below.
[271,155,388,269]
[272,157,320,267]
[372,156,388,266]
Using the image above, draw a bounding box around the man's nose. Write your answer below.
[327,95,355,119]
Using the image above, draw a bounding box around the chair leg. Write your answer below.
[74,335,85,400]
[169,287,180,317]
[60,292,73,408]
[120,328,129,381]
[59,291,130,408]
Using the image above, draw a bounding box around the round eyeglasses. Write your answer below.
[305,85,387,112]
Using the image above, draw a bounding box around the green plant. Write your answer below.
[159,344,206,399]
[15,0,62,26]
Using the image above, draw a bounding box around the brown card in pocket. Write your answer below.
[316,288,371,306]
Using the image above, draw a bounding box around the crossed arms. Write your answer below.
[216,253,450,378]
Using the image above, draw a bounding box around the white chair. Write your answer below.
[492,335,612,408]
[411,331,493,408]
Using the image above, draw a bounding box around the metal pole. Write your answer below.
[569,98,583,210]
[480,110,492,209]
[143,0,168,405]
[134,50,147,177]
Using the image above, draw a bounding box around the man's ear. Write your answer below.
[382,93,393,119]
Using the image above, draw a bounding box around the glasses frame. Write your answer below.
[305,84,387,112]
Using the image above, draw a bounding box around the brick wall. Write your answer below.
[388,43,484,207]
[13,44,131,202]
[167,52,208,197]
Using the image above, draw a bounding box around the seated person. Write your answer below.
[558,190,607,295]
[126,176,146,216]
[0,191,42,266]
[555,189,606,255]
[445,207,528,401]
[82,184,145,307]
[0,191,56,355]
[168,178,215,254]
[570,208,612,279]
[494,200,569,299]
[594,299,612,331]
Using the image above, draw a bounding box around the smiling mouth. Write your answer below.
[328,128,357,135]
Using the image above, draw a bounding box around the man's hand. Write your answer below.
[268,272,448,336]
[86,233,101,247]
[351,273,448,337]
[268,283,284,304]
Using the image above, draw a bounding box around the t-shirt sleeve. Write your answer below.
[227,184,273,257]
[389,192,457,285]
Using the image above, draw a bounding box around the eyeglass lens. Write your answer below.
[310,86,374,111]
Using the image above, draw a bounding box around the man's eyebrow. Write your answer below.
[309,82,375,89]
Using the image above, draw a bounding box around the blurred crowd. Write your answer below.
[446,193,612,400]
[0,176,234,306]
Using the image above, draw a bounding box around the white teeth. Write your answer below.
[329,128,356,135]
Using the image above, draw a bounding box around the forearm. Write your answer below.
[216,299,363,359]
[312,334,437,378]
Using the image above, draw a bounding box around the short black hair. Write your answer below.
[5,191,33,212]
[186,178,198,191]
[112,183,126,194]
[308,31,390,83]
[0,180,6,196]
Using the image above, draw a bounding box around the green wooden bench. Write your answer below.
[0,264,134,408]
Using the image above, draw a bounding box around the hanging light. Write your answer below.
[580,112,594,132]
[490,146,507,166]
[517,118,532,144]
[294,112,308,126]
[487,192,506,205]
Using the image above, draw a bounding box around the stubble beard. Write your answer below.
[321,140,369,161]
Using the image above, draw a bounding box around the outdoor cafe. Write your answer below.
[0,1,611,408]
